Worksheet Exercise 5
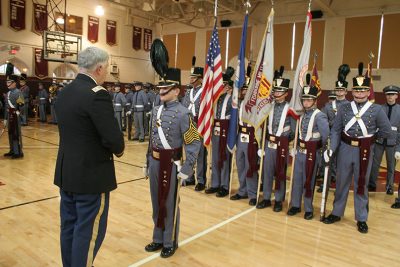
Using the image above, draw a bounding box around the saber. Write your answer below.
[320,165,330,221]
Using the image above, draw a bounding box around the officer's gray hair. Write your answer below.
[78,47,109,71]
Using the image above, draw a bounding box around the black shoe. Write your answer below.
[195,183,205,191]
[391,202,400,209]
[368,185,376,192]
[216,188,229,198]
[273,201,282,212]
[317,185,323,193]
[4,151,14,157]
[357,221,368,234]
[11,153,23,159]
[230,193,248,200]
[323,214,341,224]
[304,212,314,220]
[205,187,219,194]
[386,187,394,195]
[287,207,301,216]
[160,245,177,258]
[145,242,163,252]
[249,198,257,206]
[256,199,271,209]
[132,137,139,141]
[139,139,145,142]
[184,179,196,186]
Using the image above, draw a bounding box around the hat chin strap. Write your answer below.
[160,87,175,96]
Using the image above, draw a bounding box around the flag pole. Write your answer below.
[228,149,236,198]
[256,119,268,203]
[287,119,299,210]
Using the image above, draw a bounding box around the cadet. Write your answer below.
[318,64,350,192]
[144,83,155,136]
[327,91,336,102]
[128,81,148,142]
[369,85,400,195]
[323,63,392,233]
[145,62,200,258]
[19,73,30,126]
[205,67,234,197]
[112,83,126,131]
[3,74,24,159]
[287,74,329,220]
[257,67,295,211]
[181,65,207,190]
[125,84,134,139]
[231,75,259,206]
[106,84,114,100]
[49,83,61,124]
[37,83,48,122]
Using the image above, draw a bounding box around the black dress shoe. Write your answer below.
[391,202,400,209]
[317,185,323,193]
[368,185,376,192]
[184,179,196,186]
[132,137,139,141]
[357,221,368,234]
[216,188,229,198]
[256,199,271,209]
[195,183,205,191]
[273,201,282,212]
[230,193,248,200]
[205,187,219,194]
[139,139,145,142]
[145,242,163,252]
[386,187,394,195]
[323,214,341,224]
[11,153,23,159]
[4,151,14,157]
[160,245,177,258]
[304,212,314,220]
[287,207,301,216]
[249,198,257,206]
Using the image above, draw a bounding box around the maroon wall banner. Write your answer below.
[132,26,142,50]
[106,20,117,46]
[33,3,47,34]
[88,16,99,43]
[10,0,25,31]
[34,48,48,79]
[1,0,2,26]
[143,28,152,51]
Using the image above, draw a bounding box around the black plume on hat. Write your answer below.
[358,62,364,76]
[352,62,370,89]
[306,73,311,85]
[6,63,14,77]
[150,39,169,81]
[335,64,350,89]
[279,66,284,77]
[192,56,196,67]
[223,66,235,83]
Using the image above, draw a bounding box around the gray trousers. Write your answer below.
[50,104,57,123]
[211,133,230,189]
[133,111,145,139]
[290,151,320,212]
[114,111,122,131]
[262,145,287,202]
[148,157,180,248]
[8,117,22,155]
[332,142,374,222]
[236,140,258,199]
[369,143,395,189]
[20,100,29,124]
[39,103,46,122]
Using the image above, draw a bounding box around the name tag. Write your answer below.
[392,126,398,131]
[240,133,249,143]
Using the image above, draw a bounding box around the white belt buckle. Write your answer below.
[240,133,249,143]
[392,126,398,131]
[268,142,277,149]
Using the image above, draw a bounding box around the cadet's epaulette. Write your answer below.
[184,116,200,145]
[92,86,106,93]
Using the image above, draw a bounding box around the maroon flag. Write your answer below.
[88,16,99,43]
[106,20,117,46]
[34,48,48,79]
[143,28,152,51]
[365,60,375,102]
[33,3,47,35]
[10,0,26,31]
[0,0,2,26]
[310,61,322,97]
[132,26,142,50]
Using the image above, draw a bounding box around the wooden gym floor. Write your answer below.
[0,120,399,267]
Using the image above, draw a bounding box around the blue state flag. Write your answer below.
[227,14,248,152]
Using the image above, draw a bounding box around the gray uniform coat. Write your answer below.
[131,89,148,140]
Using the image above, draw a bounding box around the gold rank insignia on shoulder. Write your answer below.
[92,86,106,92]
[184,117,201,145]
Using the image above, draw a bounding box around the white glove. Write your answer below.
[16,111,20,116]
[126,111,132,116]
[257,149,265,157]
[177,171,188,181]
[395,152,400,160]
[324,149,333,163]
[289,148,296,157]
[3,120,7,126]
[143,164,149,177]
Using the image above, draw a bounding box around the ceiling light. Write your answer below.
[56,16,65,24]
[95,5,105,16]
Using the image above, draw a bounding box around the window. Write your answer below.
[0,64,21,75]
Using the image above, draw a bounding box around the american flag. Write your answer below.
[198,24,224,147]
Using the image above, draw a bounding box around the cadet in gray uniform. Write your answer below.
[287,74,329,220]
[205,67,234,197]
[49,83,61,124]
[369,85,400,195]
[19,74,29,126]
[106,84,114,100]
[257,67,295,211]
[112,83,126,131]
[129,82,148,142]
[181,66,207,190]
[125,84,134,139]
[323,63,392,233]
[3,75,24,158]
[37,83,48,122]
[144,83,156,136]
[145,65,201,258]
[318,64,350,192]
